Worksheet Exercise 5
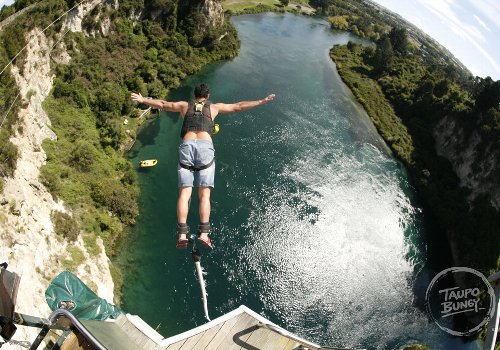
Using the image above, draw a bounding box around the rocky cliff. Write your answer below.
[434,115,499,209]
[0,2,115,347]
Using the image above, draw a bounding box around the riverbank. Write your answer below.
[222,0,315,15]
[329,43,499,274]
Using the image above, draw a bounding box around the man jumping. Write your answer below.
[131,84,275,250]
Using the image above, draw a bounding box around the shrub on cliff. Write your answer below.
[0,130,18,178]
[52,210,79,241]
[91,179,138,225]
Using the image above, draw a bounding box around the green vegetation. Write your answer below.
[331,44,414,164]
[222,0,314,16]
[315,0,471,81]
[312,0,388,40]
[330,28,499,274]
[52,210,80,241]
[0,20,21,191]
[0,0,240,259]
[61,245,86,271]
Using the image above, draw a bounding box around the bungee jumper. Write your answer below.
[131,84,274,319]
[131,84,275,250]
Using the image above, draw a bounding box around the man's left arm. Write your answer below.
[214,94,275,114]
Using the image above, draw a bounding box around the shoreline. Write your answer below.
[329,44,497,273]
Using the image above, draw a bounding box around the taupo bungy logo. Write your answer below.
[425,267,496,336]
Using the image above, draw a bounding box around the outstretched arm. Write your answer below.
[213,94,275,114]
[131,92,187,113]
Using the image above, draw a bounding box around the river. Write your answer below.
[118,13,479,350]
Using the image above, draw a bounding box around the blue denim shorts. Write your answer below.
[178,139,215,188]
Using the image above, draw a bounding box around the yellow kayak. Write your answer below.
[139,159,157,167]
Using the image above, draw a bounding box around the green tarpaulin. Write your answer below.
[45,271,123,320]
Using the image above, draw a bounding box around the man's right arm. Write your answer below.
[131,92,187,113]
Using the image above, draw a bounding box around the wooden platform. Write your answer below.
[160,306,316,350]
[84,305,321,350]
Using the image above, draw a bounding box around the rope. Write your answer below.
[0,2,87,129]
[0,0,89,77]
[0,339,31,348]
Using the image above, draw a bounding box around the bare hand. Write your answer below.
[131,92,144,104]
[261,94,275,104]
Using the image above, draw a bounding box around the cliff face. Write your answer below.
[178,0,226,46]
[434,115,500,209]
[0,18,114,350]
[198,0,225,28]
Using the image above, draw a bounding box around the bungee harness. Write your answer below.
[179,100,216,172]
[178,158,214,172]
[181,100,214,139]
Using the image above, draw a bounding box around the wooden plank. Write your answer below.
[142,338,159,350]
[179,321,224,350]
[136,333,156,349]
[262,331,293,350]
[177,331,205,349]
[269,332,293,350]
[241,327,275,350]
[166,339,187,350]
[223,313,261,350]
[282,338,301,350]
[203,313,245,350]
[115,315,128,328]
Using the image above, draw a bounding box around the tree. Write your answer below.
[70,141,96,172]
[279,0,290,6]
[374,37,394,73]
[52,210,79,241]
[389,27,409,56]
[0,130,18,177]
[475,77,500,111]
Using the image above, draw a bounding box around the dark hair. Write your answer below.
[194,83,210,98]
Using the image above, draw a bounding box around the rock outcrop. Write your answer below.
[434,115,500,209]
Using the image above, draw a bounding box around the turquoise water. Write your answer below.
[119,13,478,350]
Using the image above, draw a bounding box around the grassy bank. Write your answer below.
[330,45,414,165]
[222,0,315,15]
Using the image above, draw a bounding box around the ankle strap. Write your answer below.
[198,223,211,234]
[176,223,189,234]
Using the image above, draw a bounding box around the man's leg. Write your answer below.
[198,186,211,225]
[177,186,193,223]
[177,186,192,243]
[197,187,212,248]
